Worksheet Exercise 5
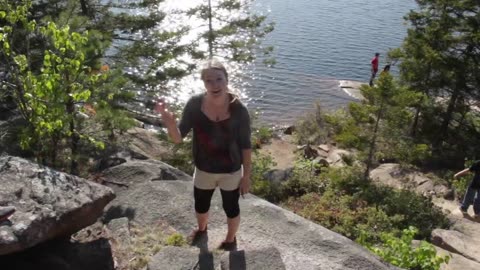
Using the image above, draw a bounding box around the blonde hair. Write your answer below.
[200,58,229,82]
[200,59,239,104]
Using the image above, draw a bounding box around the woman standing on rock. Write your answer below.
[154,59,252,250]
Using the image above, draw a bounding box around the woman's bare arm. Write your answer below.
[454,168,470,179]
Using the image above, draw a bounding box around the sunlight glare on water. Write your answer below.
[154,0,254,108]
[124,0,416,126]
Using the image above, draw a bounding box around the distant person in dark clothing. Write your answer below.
[381,64,391,75]
[454,160,480,218]
[369,53,380,86]
[154,59,252,250]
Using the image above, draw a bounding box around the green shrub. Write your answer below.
[252,126,273,145]
[251,152,280,201]
[384,190,449,239]
[452,175,470,200]
[361,186,450,239]
[451,159,475,200]
[281,158,326,198]
[160,133,194,175]
[361,227,450,270]
[165,233,186,246]
[282,191,399,242]
[282,165,449,245]
[378,136,432,165]
[294,103,329,145]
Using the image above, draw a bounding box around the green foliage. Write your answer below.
[280,165,449,246]
[250,152,279,202]
[361,226,450,270]
[161,134,194,176]
[1,1,134,172]
[165,233,187,246]
[294,103,330,145]
[392,0,480,165]
[324,109,367,150]
[361,186,450,240]
[185,0,275,63]
[451,159,475,199]
[281,158,326,198]
[452,174,470,200]
[252,126,273,146]
[124,223,182,270]
[284,192,400,242]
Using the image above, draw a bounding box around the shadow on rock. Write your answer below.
[221,247,286,270]
[198,252,215,270]
[102,205,136,223]
[1,238,114,270]
[227,250,247,270]
[463,215,480,223]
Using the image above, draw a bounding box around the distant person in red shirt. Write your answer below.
[369,53,380,86]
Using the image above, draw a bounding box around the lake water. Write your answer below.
[245,0,417,125]
[138,0,417,126]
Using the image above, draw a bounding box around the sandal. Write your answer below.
[218,237,237,251]
[188,226,208,245]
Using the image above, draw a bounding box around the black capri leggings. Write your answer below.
[194,187,240,218]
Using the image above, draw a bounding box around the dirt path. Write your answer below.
[257,136,297,170]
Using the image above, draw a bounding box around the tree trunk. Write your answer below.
[50,134,59,167]
[364,102,384,180]
[80,0,90,17]
[436,88,459,148]
[65,82,79,175]
[411,106,420,137]
[207,0,214,58]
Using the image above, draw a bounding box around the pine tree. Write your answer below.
[185,0,274,63]
[335,73,424,178]
[393,0,480,163]
[0,0,136,173]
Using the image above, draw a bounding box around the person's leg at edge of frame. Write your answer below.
[472,189,480,217]
[460,185,476,213]
[220,188,240,243]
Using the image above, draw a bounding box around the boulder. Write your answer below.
[0,237,114,270]
[369,163,453,197]
[220,247,286,270]
[283,126,295,135]
[100,159,191,194]
[434,243,480,270]
[326,149,352,167]
[148,246,217,270]
[431,229,480,263]
[105,177,399,269]
[369,163,406,189]
[125,127,170,161]
[0,156,115,255]
[318,144,330,153]
[107,218,131,247]
[263,168,294,184]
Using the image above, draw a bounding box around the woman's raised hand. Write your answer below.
[154,98,176,126]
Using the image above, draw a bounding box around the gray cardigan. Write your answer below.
[179,93,251,173]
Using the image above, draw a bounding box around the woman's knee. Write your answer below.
[194,187,215,214]
[221,189,240,218]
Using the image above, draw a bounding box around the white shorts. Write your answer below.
[193,167,243,191]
